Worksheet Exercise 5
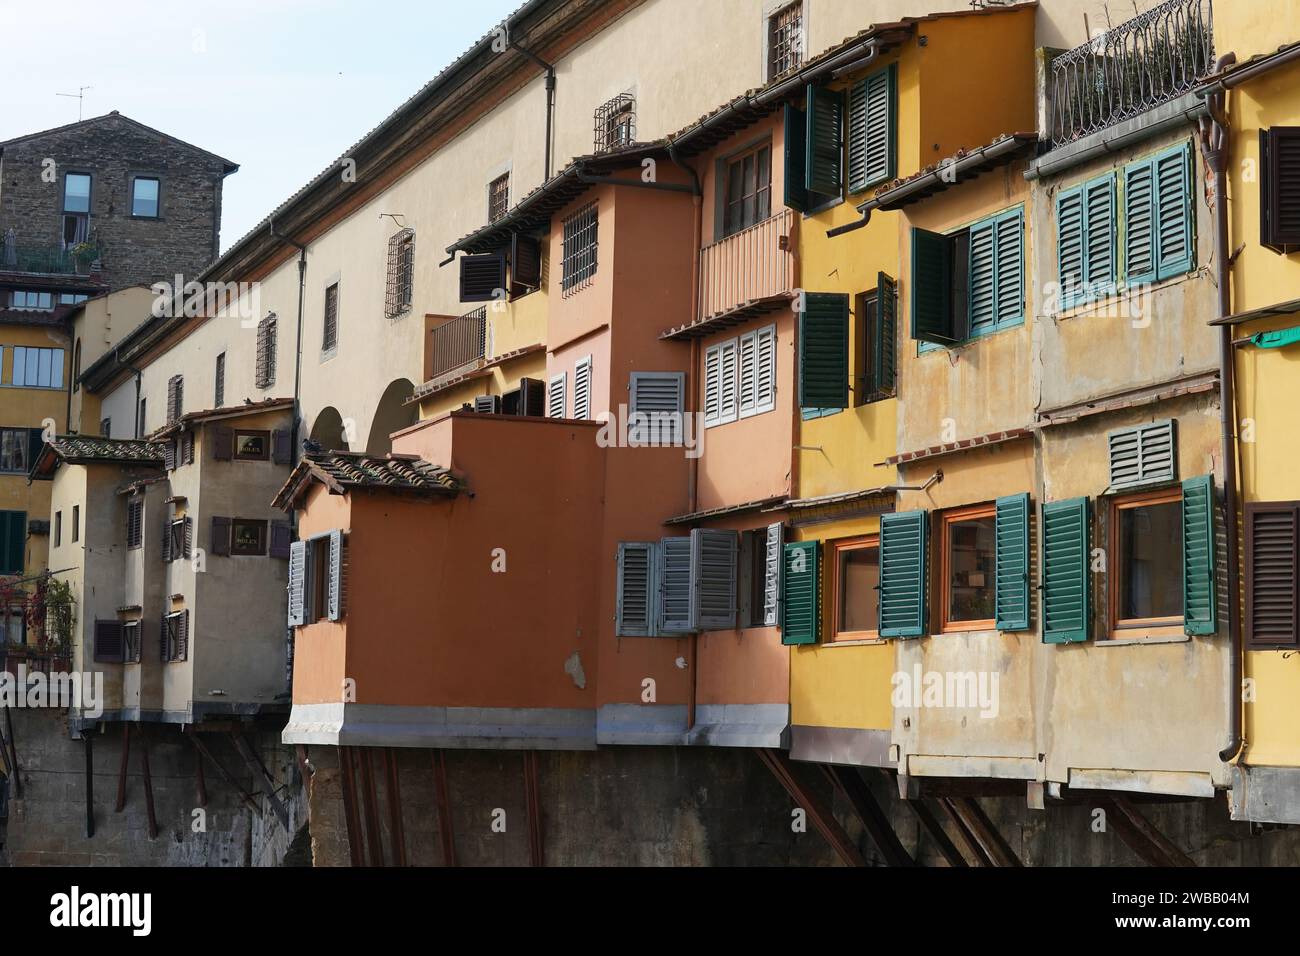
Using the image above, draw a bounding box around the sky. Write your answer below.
[0,0,523,251]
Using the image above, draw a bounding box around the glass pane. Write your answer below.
[838,546,879,633]
[132,178,159,217]
[25,348,38,386]
[947,515,996,622]
[12,347,25,386]
[64,173,90,213]
[1119,500,1183,620]
[38,349,51,387]
[50,349,63,388]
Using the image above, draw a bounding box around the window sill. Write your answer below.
[320,347,338,364]
[917,318,1026,355]
[1101,632,1190,647]
[824,636,887,647]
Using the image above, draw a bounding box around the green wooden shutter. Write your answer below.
[967,219,997,334]
[783,103,808,213]
[781,540,819,645]
[994,209,1024,326]
[1182,475,1217,636]
[1084,175,1116,291]
[874,272,897,393]
[1123,157,1157,285]
[1041,497,1090,644]
[690,528,738,631]
[995,494,1031,631]
[910,227,956,344]
[799,292,849,409]
[1155,142,1194,280]
[879,510,928,638]
[1057,185,1085,307]
[847,65,895,193]
[0,511,24,575]
[616,542,657,637]
[658,536,694,634]
[805,84,844,197]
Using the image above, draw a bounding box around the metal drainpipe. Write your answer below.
[1197,53,1244,765]
[511,42,555,181]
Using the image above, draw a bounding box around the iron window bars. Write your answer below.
[384,228,415,318]
[561,202,599,296]
[768,2,804,79]
[594,92,636,153]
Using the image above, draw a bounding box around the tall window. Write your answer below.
[767,2,803,79]
[831,536,880,641]
[255,314,277,388]
[939,504,997,631]
[723,143,772,237]
[131,177,160,218]
[594,92,636,153]
[561,203,598,295]
[166,374,184,423]
[62,173,91,246]
[487,173,510,223]
[384,228,415,318]
[214,352,226,407]
[138,398,147,437]
[322,283,339,352]
[1110,488,1183,637]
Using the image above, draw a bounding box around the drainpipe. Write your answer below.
[511,40,556,181]
[1197,53,1244,765]
[269,219,308,470]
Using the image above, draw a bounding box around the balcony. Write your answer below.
[697,208,796,323]
[1047,0,1214,150]
[428,306,487,381]
[0,233,101,276]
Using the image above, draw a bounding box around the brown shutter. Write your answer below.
[272,428,292,465]
[161,611,170,662]
[163,439,177,471]
[520,378,546,417]
[210,516,231,556]
[177,610,189,661]
[1262,127,1300,251]
[93,620,124,663]
[1246,501,1300,647]
[184,516,193,559]
[162,516,173,563]
[212,425,233,460]
[269,520,292,559]
[182,430,195,464]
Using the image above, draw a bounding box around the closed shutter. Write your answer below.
[183,517,193,560]
[1123,157,1156,284]
[1041,497,1090,644]
[968,219,997,335]
[994,209,1024,325]
[805,84,843,197]
[616,542,657,637]
[93,620,125,663]
[1084,175,1116,291]
[690,528,738,631]
[780,540,819,645]
[1182,475,1217,636]
[703,343,722,424]
[210,516,231,557]
[0,511,24,574]
[474,394,502,414]
[737,332,757,418]
[166,375,183,423]
[783,103,808,213]
[182,430,195,465]
[573,356,592,420]
[715,341,737,424]
[176,610,189,661]
[1057,185,1085,305]
[327,529,345,622]
[847,65,895,193]
[799,292,849,409]
[754,325,776,413]
[212,425,232,461]
[459,252,507,303]
[287,540,307,627]
[763,521,783,627]
[911,227,957,344]
[1261,127,1300,251]
[879,510,928,638]
[269,520,292,559]
[163,440,176,471]
[1154,143,1194,280]
[272,428,292,465]
[1245,502,1299,647]
[510,232,543,292]
[1107,419,1177,490]
[629,372,685,444]
[520,378,546,417]
[547,372,566,419]
[994,493,1031,631]
[126,500,143,549]
[658,536,693,634]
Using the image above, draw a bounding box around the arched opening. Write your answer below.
[366,378,416,455]
[309,406,349,453]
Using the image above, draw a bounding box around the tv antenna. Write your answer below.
[56,86,93,121]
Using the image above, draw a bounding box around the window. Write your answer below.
[255,313,277,388]
[560,203,598,295]
[384,228,415,318]
[799,292,850,416]
[4,604,25,646]
[0,511,25,575]
[547,372,566,419]
[322,283,339,352]
[0,428,36,473]
[1245,501,1299,647]
[288,531,346,626]
[911,207,1024,348]
[856,275,897,403]
[1056,173,1116,308]
[1108,488,1183,637]
[131,177,160,218]
[127,499,143,549]
[59,293,88,305]
[614,528,746,636]
[230,519,268,556]
[939,505,997,632]
[166,374,184,423]
[738,526,782,629]
[71,505,79,543]
[705,324,776,426]
[767,2,803,79]
[10,347,65,387]
[122,620,141,663]
[54,511,62,547]
[163,610,189,662]
[847,65,897,193]
[573,356,592,421]
[1123,141,1194,285]
[100,417,111,437]
[830,536,880,641]
[234,429,270,461]
[63,173,90,246]
[138,398,147,436]
[722,143,772,237]
[168,517,187,562]
[594,92,636,153]
[488,172,510,223]
[214,352,225,407]
[72,339,81,392]
[10,290,54,310]
[1260,127,1300,254]
[629,371,685,444]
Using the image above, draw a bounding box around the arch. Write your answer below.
[366,378,416,455]
[310,406,349,453]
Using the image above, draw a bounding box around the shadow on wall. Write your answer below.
[366,379,416,455]
[310,406,349,453]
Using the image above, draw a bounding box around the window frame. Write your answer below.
[765,0,805,81]
[487,171,511,224]
[233,429,271,462]
[938,502,998,634]
[122,619,142,663]
[829,534,881,643]
[9,346,66,388]
[720,140,773,238]
[0,428,31,474]
[229,518,268,557]
[129,175,162,219]
[560,202,599,296]
[1107,486,1185,639]
[322,282,340,354]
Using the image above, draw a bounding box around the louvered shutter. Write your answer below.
[1123,157,1156,284]
[163,440,177,471]
[183,517,193,560]
[459,253,507,303]
[1154,143,1194,280]
[160,610,170,662]
[703,343,722,424]
[547,373,566,419]
[798,292,849,409]
[1261,128,1300,250]
[783,103,808,213]
[715,341,737,424]
[847,65,894,193]
[763,521,783,627]
[182,430,195,465]
[737,332,757,418]
[287,540,307,626]
[880,510,928,638]
[520,378,546,417]
[629,372,685,444]
[780,540,819,645]
[573,356,592,420]
[616,542,657,637]
[911,227,957,344]
[994,493,1031,631]
[212,425,232,461]
[1084,175,1116,292]
[176,610,189,661]
[161,516,172,563]
[1057,185,1085,306]
[474,394,502,414]
[210,516,231,557]
[754,325,776,413]
[690,528,738,631]
[1182,475,1216,636]
[1245,502,1300,647]
[967,219,997,335]
[658,536,693,634]
[327,529,345,622]
[994,209,1023,325]
[805,85,843,197]
[269,520,291,559]
[510,232,543,292]
[272,428,291,465]
[93,620,125,663]
[1107,420,1177,490]
[874,272,897,393]
[1041,497,1090,644]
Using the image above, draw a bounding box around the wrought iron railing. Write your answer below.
[1047,0,1214,149]
[0,233,101,275]
[697,208,795,320]
[429,306,487,381]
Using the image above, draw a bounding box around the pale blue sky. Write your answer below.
[0,0,523,251]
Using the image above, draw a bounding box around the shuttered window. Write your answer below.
[799,292,849,413]
[690,528,738,631]
[995,493,1031,631]
[1056,173,1116,308]
[1041,497,1090,644]
[911,226,957,345]
[547,372,566,419]
[870,274,897,397]
[255,314,277,389]
[763,522,783,627]
[658,536,693,634]
[1124,142,1194,285]
[847,65,895,194]
[879,510,928,638]
[1107,419,1177,491]
[327,529,346,622]
[573,356,592,421]
[163,610,189,662]
[459,253,506,303]
[288,540,307,627]
[1182,475,1216,636]
[166,374,183,423]
[780,540,819,645]
[1261,127,1300,253]
[704,340,736,426]
[560,203,598,295]
[739,325,776,418]
[805,84,844,199]
[126,499,143,549]
[214,352,225,408]
[93,620,124,663]
[629,371,684,445]
[322,282,339,351]
[1245,501,1299,647]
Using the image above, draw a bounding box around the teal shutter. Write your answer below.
[805,84,844,197]
[1182,475,1217,636]
[783,103,808,212]
[781,540,819,645]
[799,292,849,409]
[1,511,25,575]
[968,219,997,335]
[658,536,694,634]
[847,65,895,193]
[1057,185,1085,307]
[995,494,1031,631]
[879,510,928,638]
[1123,157,1156,285]
[994,209,1024,326]
[1041,498,1090,644]
[1084,175,1116,290]
[911,227,956,344]
[1155,142,1194,280]
[874,272,897,393]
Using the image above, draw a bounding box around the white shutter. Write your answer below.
[704,344,722,425]
[717,339,737,424]
[573,356,592,420]
[629,372,685,445]
[763,521,783,627]
[737,332,757,417]
[287,540,306,626]
[690,528,738,631]
[754,325,776,414]
[327,529,345,622]
[548,372,567,419]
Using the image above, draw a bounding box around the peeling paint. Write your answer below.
[564,651,587,690]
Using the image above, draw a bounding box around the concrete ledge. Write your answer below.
[1068,767,1215,799]
[1230,765,1300,824]
[790,725,894,767]
[909,754,1038,780]
[282,702,597,750]
[685,704,788,748]
[596,703,688,745]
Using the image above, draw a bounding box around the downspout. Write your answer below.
[1197,52,1244,765]
[269,219,308,470]
[511,41,555,181]
[120,357,143,439]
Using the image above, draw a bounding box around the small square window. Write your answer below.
[594,93,636,153]
[939,504,997,631]
[831,536,879,641]
[230,518,268,556]
[132,177,160,217]
[234,429,270,461]
[488,173,510,223]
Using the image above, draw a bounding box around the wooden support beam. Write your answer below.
[523,750,544,867]
[4,705,22,798]
[755,748,866,867]
[947,796,1021,867]
[431,749,457,867]
[186,729,260,814]
[383,748,407,867]
[937,797,993,866]
[906,798,968,867]
[194,739,208,808]
[114,723,131,812]
[139,724,158,840]
[358,748,384,867]
[84,733,94,839]
[230,729,290,830]
[1101,796,1197,867]
[338,746,364,867]
[826,765,915,866]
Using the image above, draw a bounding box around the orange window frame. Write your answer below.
[1108,487,1184,639]
[938,503,997,633]
[829,534,880,642]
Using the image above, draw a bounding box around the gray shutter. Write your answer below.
[93,620,125,664]
[160,611,170,661]
[212,425,233,460]
[272,428,292,464]
[288,540,307,626]
[269,520,292,559]
[629,372,685,444]
[177,610,189,660]
[573,356,592,420]
[763,522,783,627]
[162,516,173,563]
[474,394,502,414]
[690,528,738,631]
[615,541,656,637]
[163,440,177,471]
[183,516,193,559]
[327,529,345,622]
[210,516,231,556]
[658,536,694,634]
[1107,419,1177,490]
[547,373,566,418]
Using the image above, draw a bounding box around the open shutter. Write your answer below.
[161,517,173,563]
[1245,502,1300,647]
[798,292,849,409]
[616,542,657,637]
[967,219,997,335]
[1182,475,1216,636]
[780,540,819,645]
[1057,185,1085,306]
[994,493,1031,631]
[1154,143,1194,280]
[210,516,231,557]
[690,528,738,631]
[658,536,693,634]
[93,620,125,664]
[272,428,292,465]
[287,540,307,626]
[0,511,23,574]
[805,85,843,197]
[28,427,44,465]
[176,610,189,661]
[879,510,929,638]
[474,394,502,414]
[911,227,957,344]
[994,209,1023,325]
[520,378,546,417]
[459,252,507,303]
[269,520,292,559]
[1262,128,1300,251]
[510,232,543,292]
[703,343,722,424]
[1123,158,1156,285]
[754,325,776,413]
[847,65,894,193]
[160,611,170,662]
[212,425,232,461]
[1041,497,1090,644]
[874,272,897,394]
[183,516,193,560]
[763,522,783,627]
[163,440,177,471]
[783,103,808,212]
[327,529,345,622]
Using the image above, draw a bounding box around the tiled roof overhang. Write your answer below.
[152,397,295,439]
[273,451,460,512]
[663,495,787,526]
[660,292,794,340]
[29,436,165,481]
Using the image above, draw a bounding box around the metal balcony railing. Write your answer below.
[0,232,101,275]
[697,208,795,320]
[1047,0,1214,149]
[429,306,487,381]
